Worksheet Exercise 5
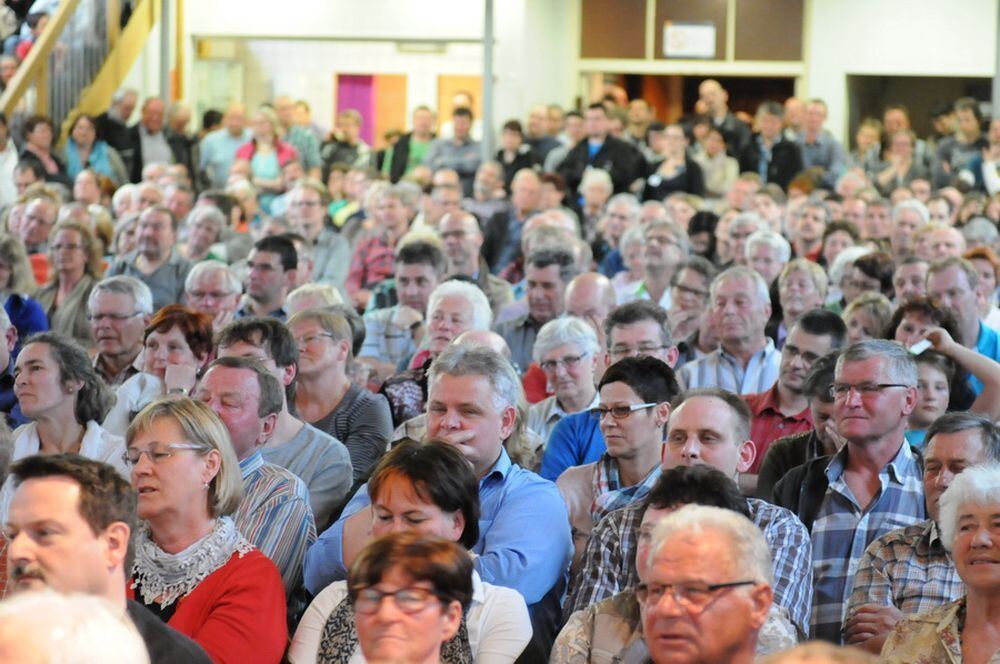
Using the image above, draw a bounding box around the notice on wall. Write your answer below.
[663,21,716,59]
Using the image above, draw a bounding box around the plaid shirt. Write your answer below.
[567,496,813,638]
[744,384,813,474]
[678,339,782,395]
[346,232,395,293]
[809,442,926,643]
[845,519,963,621]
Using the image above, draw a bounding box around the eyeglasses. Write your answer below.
[673,283,709,299]
[609,344,667,359]
[352,586,448,615]
[829,383,910,400]
[635,580,757,613]
[294,332,335,347]
[539,352,588,373]
[123,443,205,467]
[51,243,83,252]
[590,403,658,421]
[646,235,680,248]
[86,312,142,323]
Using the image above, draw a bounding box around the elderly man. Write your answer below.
[540,301,679,481]
[568,388,813,640]
[121,97,193,183]
[463,160,509,221]
[925,223,966,260]
[622,221,689,309]
[774,340,927,642]
[238,235,297,320]
[183,260,241,334]
[558,103,643,194]
[305,345,572,644]
[595,193,641,277]
[892,256,929,303]
[194,357,316,594]
[285,180,350,294]
[88,276,153,387]
[6,454,212,661]
[413,182,462,233]
[440,211,513,314]
[679,266,781,394]
[18,195,56,256]
[106,205,192,312]
[844,412,1000,653]
[96,88,138,153]
[699,79,752,156]
[482,168,542,276]
[199,102,250,188]
[642,505,775,664]
[216,318,352,530]
[798,98,847,189]
[927,257,1000,394]
[727,212,769,269]
[494,246,577,373]
[889,199,930,261]
[746,230,791,288]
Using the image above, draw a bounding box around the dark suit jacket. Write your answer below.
[557,135,643,194]
[127,600,213,664]
[120,124,195,183]
[96,112,131,153]
[714,112,752,157]
[481,209,520,272]
[739,136,805,191]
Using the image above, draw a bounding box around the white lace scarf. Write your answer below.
[130,517,253,607]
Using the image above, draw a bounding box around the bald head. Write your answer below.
[453,329,511,358]
[565,272,617,324]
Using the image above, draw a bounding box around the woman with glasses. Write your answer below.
[289,308,392,485]
[0,234,48,354]
[103,305,214,437]
[34,221,104,348]
[0,332,124,517]
[289,440,531,663]
[381,281,492,427]
[526,317,600,444]
[125,398,286,664]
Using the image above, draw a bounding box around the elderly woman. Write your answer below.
[881,463,1000,663]
[0,333,123,516]
[63,114,128,186]
[286,283,344,317]
[842,292,893,344]
[611,226,645,301]
[178,205,226,263]
[125,398,286,663]
[18,115,70,187]
[380,281,492,427]
[33,220,104,348]
[0,235,47,353]
[234,107,298,214]
[770,259,827,348]
[579,169,613,238]
[527,317,600,443]
[103,305,214,437]
[290,440,531,663]
[826,245,874,312]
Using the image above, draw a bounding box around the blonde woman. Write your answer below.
[34,220,104,347]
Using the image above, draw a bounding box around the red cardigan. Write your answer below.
[128,549,287,664]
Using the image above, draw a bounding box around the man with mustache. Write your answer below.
[5,454,211,662]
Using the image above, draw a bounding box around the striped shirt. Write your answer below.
[845,519,963,621]
[567,496,813,638]
[308,383,393,482]
[677,339,781,394]
[809,442,926,643]
[235,451,317,595]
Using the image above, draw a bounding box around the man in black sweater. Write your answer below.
[557,103,643,195]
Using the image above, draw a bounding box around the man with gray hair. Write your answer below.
[494,245,578,373]
[774,339,927,642]
[746,230,791,287]
[727,212,769,269]
[595,193,640,277]
[621,220,689,310]
[0,306,25,426]
[184,259,242,333]
[87,275,154,386]
[889,198,930,262]
[96,87,138,153]
[285,180,350,294]
[641,504,774,664]
[306,344,572,646]
[439,210,514,314]
[845,412,1000,653]
[678,265,780,394]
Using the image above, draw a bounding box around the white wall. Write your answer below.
[805,0,998,141]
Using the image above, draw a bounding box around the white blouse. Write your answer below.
[288,570,533,664]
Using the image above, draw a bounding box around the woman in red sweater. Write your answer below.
[124,397,287,664]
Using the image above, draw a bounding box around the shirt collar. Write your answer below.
[238,449,265,478]
[549,392,600,421]
[824,436,916,484]
[480,447,512,485]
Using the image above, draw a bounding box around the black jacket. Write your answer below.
[120,124,195,183]
[771,454,834,532]
[738,136,805,191]
[127,600,212,664]
[482,209,521,273]
[387,131,435,183]
[557,135,643,194]
[96,112,131,153]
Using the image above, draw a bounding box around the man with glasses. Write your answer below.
[107,205,192,313]
[285,180,350,294]
[184,260,241,334]
[621,221,689,310]
[539,301,678,481]
[238,235,297,320]
[439,211,513,315]
[774,339,926,642]
[668,256,715,355]
[87,276,153,386]
[556,356,678,574]
[566,387,812,639]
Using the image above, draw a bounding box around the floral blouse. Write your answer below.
[881,597,1000,663]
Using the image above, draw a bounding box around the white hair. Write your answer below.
[287,283,344,311]
[533,316,600,363]
[89,275,154,316]
[111,184,137,213]
[938,462,1000,553]
[892,198,930,225]
[579,168,613,195]
[648,504,773,585]
[962,217,1000,245]
[184,259,240,294]
[619,225,646,251]
[0,590,150,664]
[710,265,771,306]
[606,193,641,219]
[745,230,791,263]
[226,178,257,199]
[828,245,874,287]
[730,212,768,234]
[427,280,492,332]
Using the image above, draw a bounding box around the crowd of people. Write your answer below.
[0,75,999,663]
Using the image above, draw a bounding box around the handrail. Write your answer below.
[0,0,82,118]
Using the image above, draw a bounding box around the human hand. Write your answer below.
[921,325,957,354]
[843,603,903,647]
[164,364,198,396]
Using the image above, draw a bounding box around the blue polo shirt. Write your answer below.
[972,321,1000,394]
[538,410,606,481]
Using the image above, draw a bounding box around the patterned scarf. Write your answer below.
[316,594,473,664]
[591,454,661,523]
[130,517,253,607]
